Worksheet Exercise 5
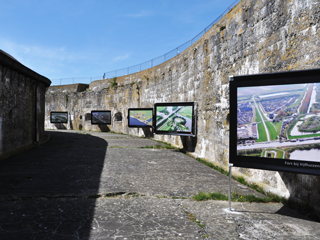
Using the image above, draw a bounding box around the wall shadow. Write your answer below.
[0,131,108,239]
[69,119,74,130]
[54,123,67,129]
[142,128,153,138]
[277,171,320,222]
[180,136,197,152]
[98,124,110,132]
[275,204,320,223]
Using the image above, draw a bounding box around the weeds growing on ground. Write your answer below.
[184,211,206,228]
[191,156,319,221]
[156,195,167,198]
[192,191,285,203]
[140,144,175,150]
[108,131,125,135]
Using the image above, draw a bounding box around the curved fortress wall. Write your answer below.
[46,0,320,207]
[0,50,51,160]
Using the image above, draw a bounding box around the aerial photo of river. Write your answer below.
[290,149,320,162]
[129,117,151,126]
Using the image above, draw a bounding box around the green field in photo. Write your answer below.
[266,121,278,141]
[157,107,167,112]
[178,106,193,119]
[256,122,267,142]
[273,120,283,133]
[255,107,262,122]
[276,150,284,159]
[258,105,267,121]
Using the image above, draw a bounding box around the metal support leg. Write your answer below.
[153,132,155,151]
[228,163,233,211]
[127,125,129,138]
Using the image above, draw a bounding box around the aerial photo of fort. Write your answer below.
[237,83,320,162]
[129,110,153,126]
[156,106,193,132]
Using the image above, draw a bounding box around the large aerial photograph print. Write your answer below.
[50,112,68,123]
[128,109,153,127]
[91,111,111,124]
[156,105,193,132]
[237,83,320,162]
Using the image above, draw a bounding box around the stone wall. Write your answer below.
[0,50,51,160]
[45,0,320,208]
[46,83,89,94]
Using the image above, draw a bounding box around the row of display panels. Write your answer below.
[230,68,320,176]
[50,102,196,136]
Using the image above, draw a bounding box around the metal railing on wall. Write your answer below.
[51,0,240,86]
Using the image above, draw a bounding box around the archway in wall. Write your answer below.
[114,112,122,122]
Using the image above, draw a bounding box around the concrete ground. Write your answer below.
[0,130,319,240]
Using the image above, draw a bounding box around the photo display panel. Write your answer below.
[128,108,153,128]
[91,110,111,125]
[154,102,196,136]
[50,112,68,123]
[229,68,320,175]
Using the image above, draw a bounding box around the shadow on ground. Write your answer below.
[1,130,320,239]
[0,131,107,239]
[54,123,67,130]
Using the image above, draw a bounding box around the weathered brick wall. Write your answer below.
[0,50,51,160]
[45,0,320,207]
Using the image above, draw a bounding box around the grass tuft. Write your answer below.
[156,195,167,198]
[193,192,228,201]
[155,140,178,150]
[184,211,205,228]
[192,191,286,203]
[194,157,229,177]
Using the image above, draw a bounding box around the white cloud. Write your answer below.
[0,39,127,81]
[113,54,130,62]
[124,10,152,18]
[0,39,87,78]
[0,39,78,63]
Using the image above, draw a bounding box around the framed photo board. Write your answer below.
[50,112,68,123]
[128,108,153,128]
[229,68,320,175]
[153,102,196,136]
[91,110,111,125]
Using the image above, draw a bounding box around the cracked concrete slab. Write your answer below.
[0,197,205,240]
[0,130,319,239]
[180,200,320,240]
[0,130,260,198]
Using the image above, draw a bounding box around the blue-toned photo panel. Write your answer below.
[91,111,111,125]
[128,108,153,128]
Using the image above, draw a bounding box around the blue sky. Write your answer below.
[1,0,238,86]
